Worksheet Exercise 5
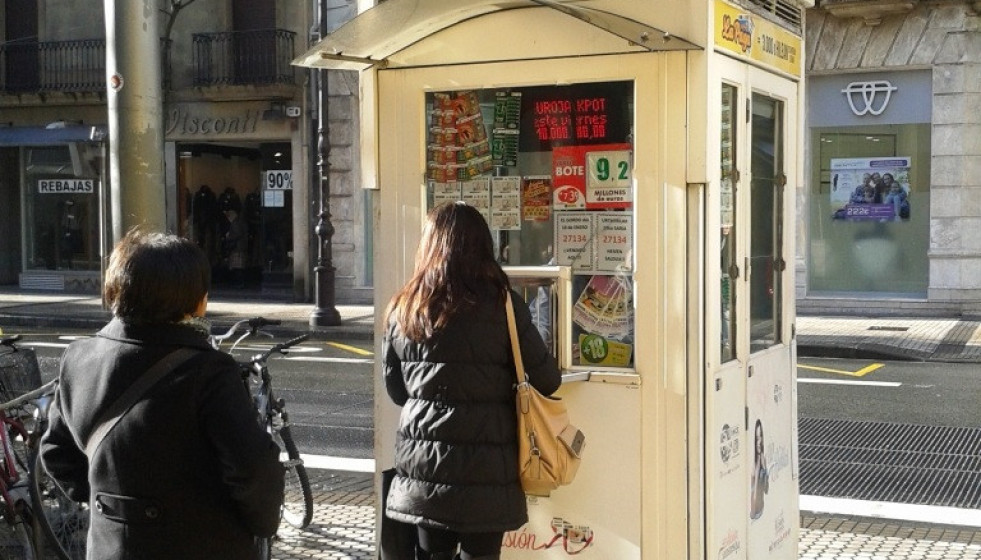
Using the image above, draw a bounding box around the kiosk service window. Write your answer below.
[424,81,635,369]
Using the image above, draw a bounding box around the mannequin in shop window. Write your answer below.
[192,185,218,260]
[221,207,248,289]
[59,199,82,270]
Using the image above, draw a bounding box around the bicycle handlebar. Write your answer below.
[0,334,23,346]
[0,379,57,412]
[210,317,283,348]
[250,334,310,365]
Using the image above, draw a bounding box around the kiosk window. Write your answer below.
[749,94,784,352]
[720,84,737,363]
[424,81,635,369]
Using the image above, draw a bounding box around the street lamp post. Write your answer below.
[309,31,341,327]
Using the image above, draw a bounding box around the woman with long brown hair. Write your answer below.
[383,201,561,560]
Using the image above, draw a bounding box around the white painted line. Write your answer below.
[798,378,901,387]
[801,495,981,528]
[284,356,374,364]
[22,342,70,349]
[231,345,322,353]
[299,454,375,473]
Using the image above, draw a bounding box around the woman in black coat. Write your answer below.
[383,202,561,560]
[40,229,284,559]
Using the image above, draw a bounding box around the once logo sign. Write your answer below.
[841,81,897,116]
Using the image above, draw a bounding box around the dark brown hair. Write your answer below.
[386,202,510,342]
[103,228,211,324]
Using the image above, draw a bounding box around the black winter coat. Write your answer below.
[40,319,284,560]
[383,288,561,533]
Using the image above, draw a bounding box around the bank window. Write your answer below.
[424,82,635,369]
[23,146,101,273]
[749,94,784,353]
[807,125,930,295]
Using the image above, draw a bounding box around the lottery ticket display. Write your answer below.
[425,81,635,369]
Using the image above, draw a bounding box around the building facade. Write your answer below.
[800,0,981,316]
[0,0,372,303]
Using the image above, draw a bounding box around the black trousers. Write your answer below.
[417,526,503,560]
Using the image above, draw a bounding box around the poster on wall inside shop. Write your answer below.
[573,275,632,338]
[462,178,491,222]
[521,176,552,222]
[552,143,632,210]
[430,181,462,207]
[830,157,912,222]
[595,213,633,272]
[490,176,521,230]
[427,90,493,182]
[555,213,594,271]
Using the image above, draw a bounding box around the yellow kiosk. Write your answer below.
[296,1,807,557]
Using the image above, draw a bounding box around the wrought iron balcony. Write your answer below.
[0,38,174,94]
[192,29,296,87]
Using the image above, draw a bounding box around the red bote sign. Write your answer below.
[552,143,632,210]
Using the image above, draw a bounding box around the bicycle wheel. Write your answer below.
[29,452,88,560]
[273,421,313,529]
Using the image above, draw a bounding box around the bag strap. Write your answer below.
[504,292,527,385]
[84,347,200,459]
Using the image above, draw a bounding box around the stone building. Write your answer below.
[800,0,981,316]
[0,0,372,304]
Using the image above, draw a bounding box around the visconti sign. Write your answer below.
[38,179,94,193]
[714,0,802,78]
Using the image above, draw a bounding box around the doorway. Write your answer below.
[176,142,293,295]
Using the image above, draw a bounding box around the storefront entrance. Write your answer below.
[175,142,294,295]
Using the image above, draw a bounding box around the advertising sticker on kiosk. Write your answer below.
[425,80,636,375]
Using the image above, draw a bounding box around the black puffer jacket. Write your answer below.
[383,288,561,532]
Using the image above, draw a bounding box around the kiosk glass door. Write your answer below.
[424,81,636,370]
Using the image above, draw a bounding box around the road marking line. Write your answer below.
[801,495,981,528]
[20,341,70,349]
[798,363,884,377]
[283,356,373,364]
[798,378,900,387]
[300,454,374,473]
[327,341,373,356]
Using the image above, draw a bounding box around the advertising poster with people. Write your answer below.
[830,157,912,222]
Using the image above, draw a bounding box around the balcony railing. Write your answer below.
[0,38,105,93]
[0,38,174,94]
[192,29,296,87]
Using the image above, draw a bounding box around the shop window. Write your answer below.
[807,125,930,295]
[23,146,101,273]
[424,82,635,369]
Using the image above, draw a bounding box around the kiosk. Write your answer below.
[296,1,807,557]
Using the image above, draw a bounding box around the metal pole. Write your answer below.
[309,0,341,326]
[104,0,166,239]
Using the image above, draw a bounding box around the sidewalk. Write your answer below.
[5,287,981,558]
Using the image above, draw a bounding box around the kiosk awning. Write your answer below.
[293,0,701,71]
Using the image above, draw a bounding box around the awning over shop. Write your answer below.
[0,125,107,146]
[293,0,701,71]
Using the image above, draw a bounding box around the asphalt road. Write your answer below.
[17,328,376,460]
[797,356,981,426]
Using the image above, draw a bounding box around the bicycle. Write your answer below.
[211,317,315,556]
[1,333,89,560]
[0,334,48,560]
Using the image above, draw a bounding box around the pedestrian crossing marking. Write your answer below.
[798,363,884,377]
[326,341,373,356]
